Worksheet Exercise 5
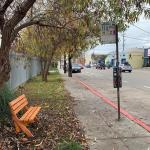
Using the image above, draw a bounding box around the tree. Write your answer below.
[0,0,39,87]
[0,0,67,86]
[17,26,65,81]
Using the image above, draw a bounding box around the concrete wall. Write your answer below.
[7,52,41,89]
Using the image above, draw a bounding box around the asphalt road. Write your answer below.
[80,68,150,91]
[74,68,150,125]
[62,68,150,150]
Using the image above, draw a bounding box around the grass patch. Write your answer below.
[23,71,66,100]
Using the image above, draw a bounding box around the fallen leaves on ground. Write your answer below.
[0,73,89,150]
[0,97,88,150]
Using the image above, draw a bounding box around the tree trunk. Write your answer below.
[40,58,45,81]
[64,53,67,73]
[43,62,50,82]
[68,54,72,77]
[0,48,11,87]
[60,59,61,69]
[41,59,51,82]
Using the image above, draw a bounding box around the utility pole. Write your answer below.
[115,25,121,121]
[123,32,125,51]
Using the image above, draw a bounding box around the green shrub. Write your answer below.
[0,85,15,126]
[54,141,82,150]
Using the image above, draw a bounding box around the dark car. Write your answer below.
[96,63,105,70]
[72,64,81,73]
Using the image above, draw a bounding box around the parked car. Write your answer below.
[72,64,81,73]
[120,62,132,72]
[96,63,105,70]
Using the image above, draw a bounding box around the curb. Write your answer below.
[74,77,150,133]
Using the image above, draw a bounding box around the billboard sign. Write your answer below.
[101,22,116,44]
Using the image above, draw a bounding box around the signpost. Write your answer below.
[101,22,116,44]
[101,22,121,121]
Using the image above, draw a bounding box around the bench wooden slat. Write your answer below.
[14,101,28,114]
[11,99,27,111]
[21,107,36,122]
[20,107,33,121]
[23,107,40,122]
[30,107,41,122]
[9,94,27,106]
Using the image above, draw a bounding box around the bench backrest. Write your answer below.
[9,94,28,114]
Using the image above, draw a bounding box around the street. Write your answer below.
[62,68,150,150]
[75,68,150,125]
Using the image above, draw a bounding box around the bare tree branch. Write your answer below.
[1,0,37,50]
[11,20,65,43]
[0,0,14,14]
[0,0,14,30]
[5,0,36,30]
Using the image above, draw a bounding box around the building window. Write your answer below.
[121,59,126,64]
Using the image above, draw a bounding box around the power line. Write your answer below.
[132,24,150,35]
[122,35,150,42]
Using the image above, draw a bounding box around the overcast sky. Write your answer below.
[88,15,150,55]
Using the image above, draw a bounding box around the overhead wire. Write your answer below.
[132,24,150,35]
[118,24,150,42]
[120,35,150,42]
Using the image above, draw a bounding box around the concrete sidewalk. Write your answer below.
[59,69,150,150]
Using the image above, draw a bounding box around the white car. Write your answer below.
[120,63,132,72]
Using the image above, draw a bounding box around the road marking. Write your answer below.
[144,86,150,89]
[123,80,128,83]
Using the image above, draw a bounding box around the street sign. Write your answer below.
[101,22,116,44]
[148,49,150,56]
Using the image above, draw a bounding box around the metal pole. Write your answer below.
[123,31,125,51]
[115,25,121,121]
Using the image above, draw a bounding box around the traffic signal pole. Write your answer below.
[115,25,121,121]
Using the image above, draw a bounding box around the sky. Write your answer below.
[88,15,150,55]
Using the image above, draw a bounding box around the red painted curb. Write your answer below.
[74,77,150,133]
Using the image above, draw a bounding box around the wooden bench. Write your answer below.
[9,94,41,137]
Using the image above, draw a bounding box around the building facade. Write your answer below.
[105,48,144,69]
[144,48,150,67]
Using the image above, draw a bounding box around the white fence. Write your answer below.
[7,52,41,89]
